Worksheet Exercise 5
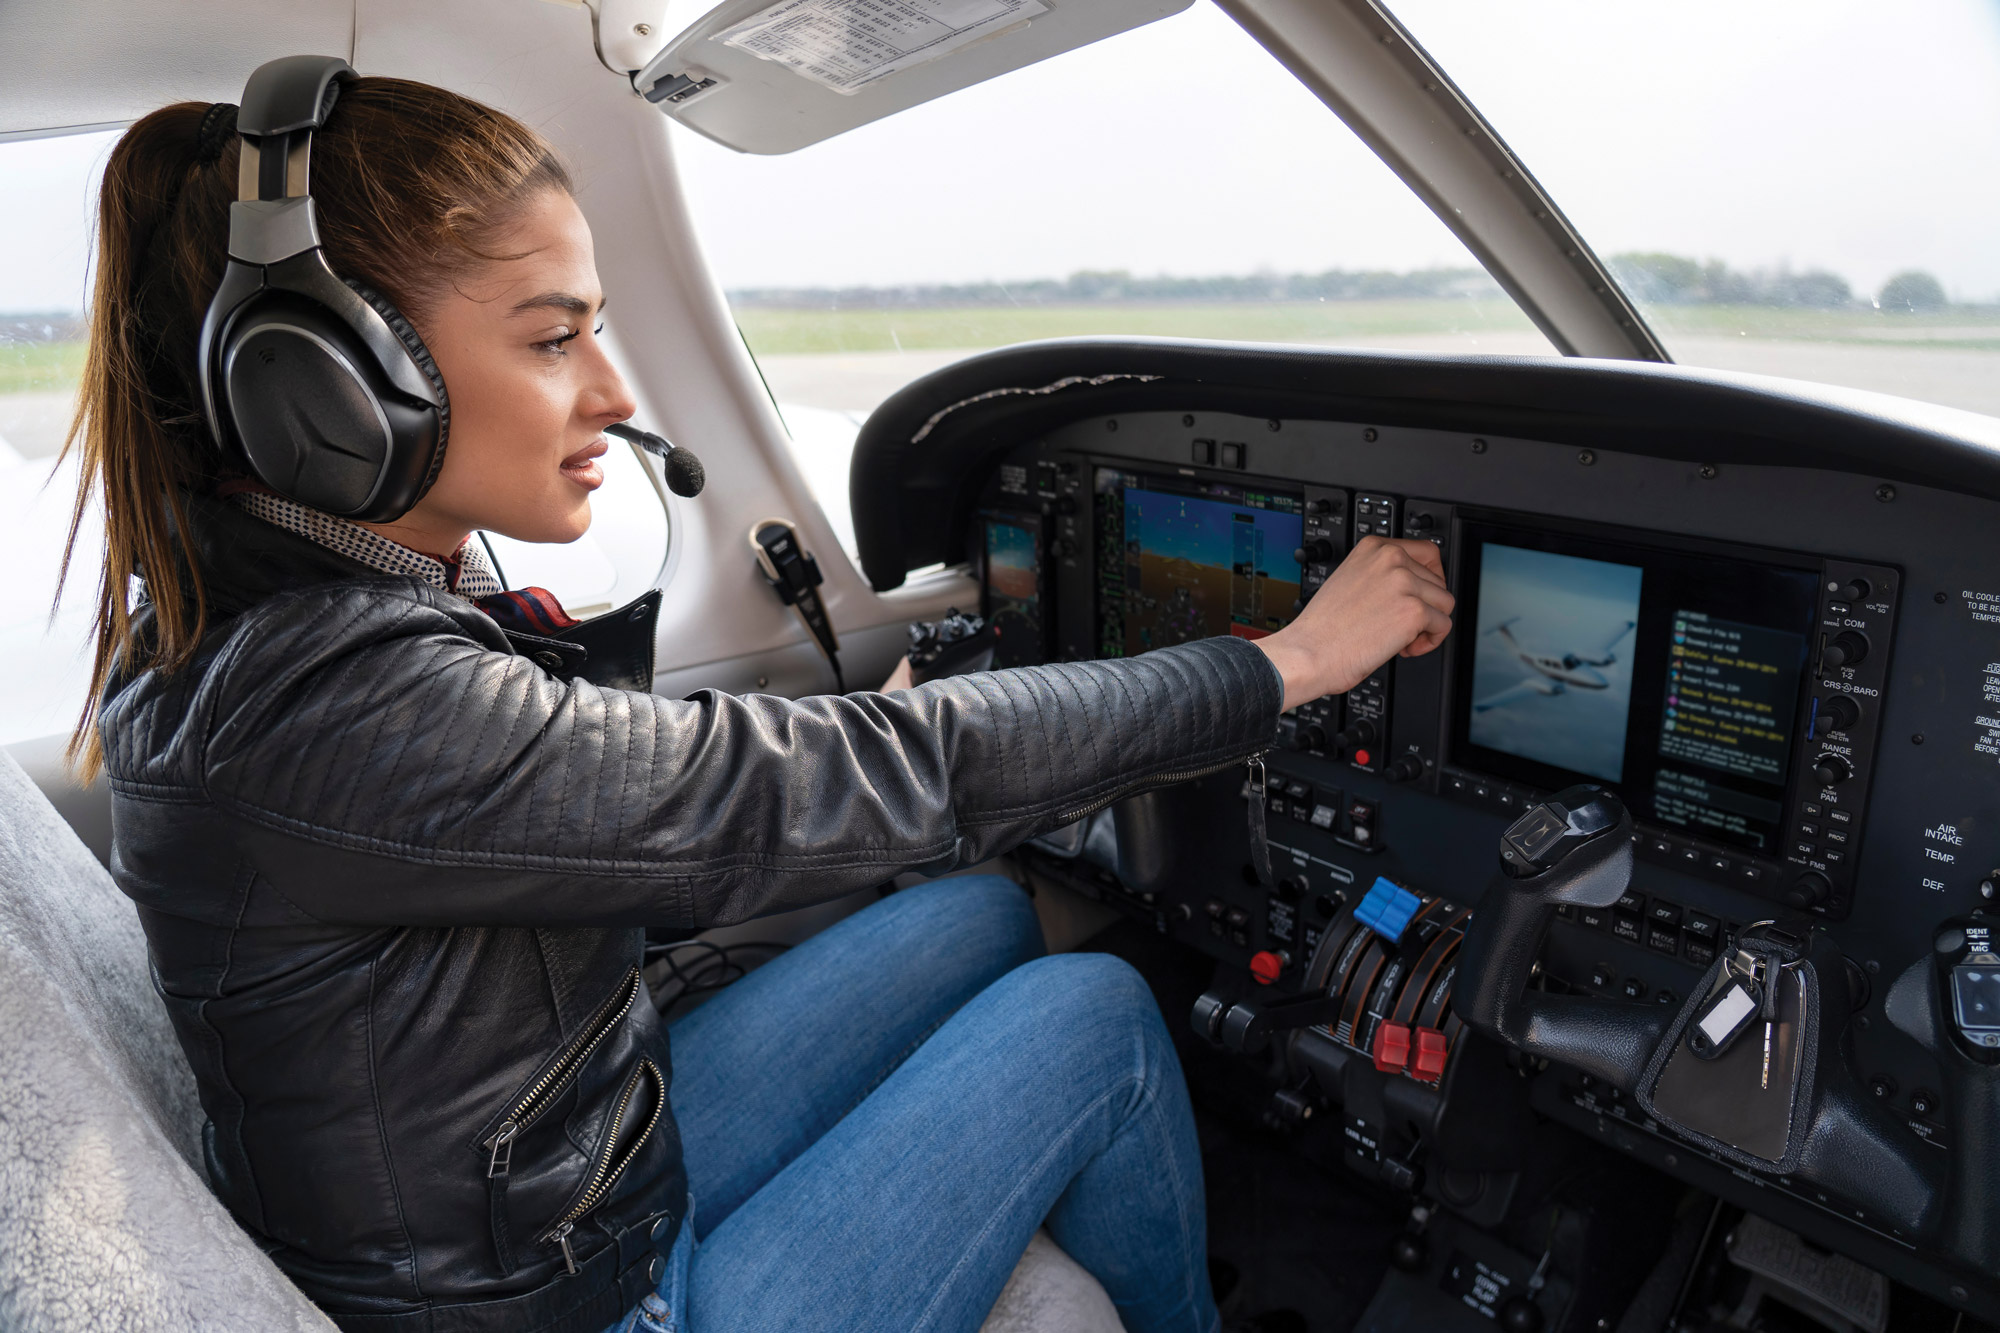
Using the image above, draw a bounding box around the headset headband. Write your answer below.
[225,56,355,266]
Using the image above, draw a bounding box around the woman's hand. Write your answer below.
[880,657,915,692]
[1255,536,1454,711]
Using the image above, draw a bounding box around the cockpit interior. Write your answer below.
[3,2,1999,1332]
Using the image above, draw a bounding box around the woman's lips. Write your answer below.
[560,438,608,490]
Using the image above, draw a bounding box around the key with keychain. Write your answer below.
[1642,923,1817,1168]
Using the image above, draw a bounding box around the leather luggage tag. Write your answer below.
[1648,954,1810,1165]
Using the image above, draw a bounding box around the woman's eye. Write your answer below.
[533,327,583,355]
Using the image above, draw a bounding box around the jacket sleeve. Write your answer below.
[187,585,1284,927]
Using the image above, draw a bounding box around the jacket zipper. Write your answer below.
[540,1058,666,1274]
[484,967,643,1179]
[1052,750,1265,828]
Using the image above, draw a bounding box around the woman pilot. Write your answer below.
[69,60,1452,1333]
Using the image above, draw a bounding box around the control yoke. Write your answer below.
[1454,787,1667,1087]
[1456,787,2000,1280]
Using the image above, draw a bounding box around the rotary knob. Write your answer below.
[1812,753,1853,786]
[1811,695,1862,738]
[1293,538,1335,566]
[1334,718,1379,750]
[1821,631,1870,670]
[1786,870,1832,910]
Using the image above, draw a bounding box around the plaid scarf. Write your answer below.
[224,486,580,636]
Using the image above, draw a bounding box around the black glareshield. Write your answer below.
[605,422,705,497]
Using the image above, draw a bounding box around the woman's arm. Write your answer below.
[170,537,1448,930]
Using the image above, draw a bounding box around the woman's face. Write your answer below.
[361,188,636,553]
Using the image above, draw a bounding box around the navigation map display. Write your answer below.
[1095,469,1304,658]
[1451,521,1820,856]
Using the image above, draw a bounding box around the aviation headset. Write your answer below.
[198,54,704,523]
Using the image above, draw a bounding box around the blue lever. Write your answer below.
[1354,877,1420,944]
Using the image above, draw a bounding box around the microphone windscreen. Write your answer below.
[664,447,705,498]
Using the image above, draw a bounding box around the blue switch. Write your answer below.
[1354,877,1420,944]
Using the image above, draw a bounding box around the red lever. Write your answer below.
[1410,1027,1449,1083]
[1249,950,1285,985]
[1372,1020,1411,1073]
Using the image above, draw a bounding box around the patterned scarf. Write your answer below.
[224,486,580,636]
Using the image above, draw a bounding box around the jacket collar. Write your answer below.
[173,491,661,692]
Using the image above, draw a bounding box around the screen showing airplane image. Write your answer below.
[1449,520,1821,857]
[1468,544,1644,782]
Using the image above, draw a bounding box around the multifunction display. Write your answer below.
[1450,522,1820,857]
[1094,468,1305,658]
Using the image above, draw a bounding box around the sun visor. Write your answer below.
[633,0,1192,154]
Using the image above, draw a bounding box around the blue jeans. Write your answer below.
[601,876,1218,1333]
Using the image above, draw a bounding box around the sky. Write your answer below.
[3,0,1997,313]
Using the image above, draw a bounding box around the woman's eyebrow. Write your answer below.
[510,291,609,317]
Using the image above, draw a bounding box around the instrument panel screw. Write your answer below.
[634,22,652,34]
[1105,419,1118,432]
[1470,438,1488,454]
[1875,483,1896,502]
[1266,419,1281,432]
[1936,591,1948,603]
[1363,428,1379,442]
[756,675,768,688]
[1578,449,1597,466]
[1698,463,1718,479]
[1912,733,1925,745]
[1182,414,1195,427]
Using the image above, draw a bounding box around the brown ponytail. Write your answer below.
[61,78,572,778]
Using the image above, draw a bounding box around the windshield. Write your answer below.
[674,0,1556,553]
[1391,0,2000,418]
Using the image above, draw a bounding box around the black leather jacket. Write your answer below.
[103,496,1284,1332]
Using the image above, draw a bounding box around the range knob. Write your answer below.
[1811,694,1862,738]
[1822,631,1870,670]
[1785,871,1832,911]
[1293,538,1335,566]
[1812,753,1853,786]
[1334,718,1379,750]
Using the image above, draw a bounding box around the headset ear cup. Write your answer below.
[343,277,451,500]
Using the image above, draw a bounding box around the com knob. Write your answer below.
[1786,870,1832,911]
[1811,694,1862,738]
[1405,512,1434,534]
[1293,538,1335,566]
[1829,577,1870,603]
[1812,753,1853,786]
[1822,631,1870,670]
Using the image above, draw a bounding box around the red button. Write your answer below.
[1372,1020,1411,1073]
[1353,749,1372,766]
[1410,1027,1449,1082]
[1249,950,1284,985]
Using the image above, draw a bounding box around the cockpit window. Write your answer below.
[0,128,116,749]
[675,0,1557,555]
[1390,0,2000,418]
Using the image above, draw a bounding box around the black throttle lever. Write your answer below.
[1193,988,1347,1056]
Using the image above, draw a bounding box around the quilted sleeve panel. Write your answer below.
[180,585,1282,927]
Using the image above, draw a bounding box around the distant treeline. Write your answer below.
[728,267,1504,309]
[1609,254,1950,312]
[1,313,88,344]
[731,257,1960,313]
